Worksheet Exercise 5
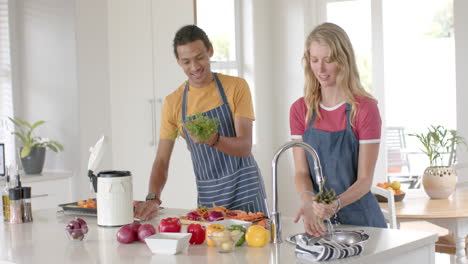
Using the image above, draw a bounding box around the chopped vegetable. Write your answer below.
[77,198,97,209]
[183,203,265,223]
[207,211,224,222]
[228,225,246,246]
[206,224,225,247]
[187,211,202,221]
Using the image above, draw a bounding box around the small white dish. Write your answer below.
[145,232,192,255]
[207,219,252,229]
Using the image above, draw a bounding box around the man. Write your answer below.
[135,25,268,221]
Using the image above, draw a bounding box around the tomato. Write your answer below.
[187,224,206,244]
[158,217,182,233]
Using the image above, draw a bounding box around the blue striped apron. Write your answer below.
[181,73,268,214]
[303,104,386,228]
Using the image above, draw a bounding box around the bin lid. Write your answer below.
[87,135,106,172]
[97,170,131,178]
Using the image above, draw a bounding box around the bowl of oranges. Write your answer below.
[375,181,405,202]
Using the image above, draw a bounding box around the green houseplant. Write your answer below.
[9,117,64,174]
[409,125,466,199]
[409,125,466,167]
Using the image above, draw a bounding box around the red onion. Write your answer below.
[75,217,87,227]
[137,224,156,242]
[116,225,137,244]
[207,211,224,222]
[187,211,201,221]
[129,222,141,233]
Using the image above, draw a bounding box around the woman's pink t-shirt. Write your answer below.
[289,96,382,144]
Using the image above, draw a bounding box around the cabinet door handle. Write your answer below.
[149,99,156,146]
[155,98,163,146]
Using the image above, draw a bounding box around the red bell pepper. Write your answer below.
[158,217,182,233]
[187,224,206,245]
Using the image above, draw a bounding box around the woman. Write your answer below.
[290,22,386,237]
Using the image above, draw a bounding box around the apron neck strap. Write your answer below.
[345,103,352,129]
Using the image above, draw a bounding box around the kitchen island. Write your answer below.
[0,208,437,264]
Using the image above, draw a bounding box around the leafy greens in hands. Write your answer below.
[182,113,220,142]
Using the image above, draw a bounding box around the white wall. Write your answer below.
[10,0,79,176]
[269,0,308,217]
[454,0,468,183]
[241,0,275,211]
[75,0,113,199]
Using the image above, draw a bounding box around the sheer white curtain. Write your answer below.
[0,0,15,168]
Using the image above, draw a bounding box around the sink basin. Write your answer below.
[287,230,369,245]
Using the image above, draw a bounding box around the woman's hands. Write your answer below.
[294,195,340,237]
[294,201,327,237]
[312,199,339,219]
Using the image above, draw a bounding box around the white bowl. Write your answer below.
[145,232,192,255]
[207,219,252,229]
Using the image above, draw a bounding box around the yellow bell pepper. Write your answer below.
[206,224,225,247]
[245,225,270,247]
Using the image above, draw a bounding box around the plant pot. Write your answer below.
[422,166,457,199]
[20,147,46,175]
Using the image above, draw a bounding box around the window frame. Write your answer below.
[194,0,243,77]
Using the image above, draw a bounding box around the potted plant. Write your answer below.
[9,117,64,175]
[409,125,466,199]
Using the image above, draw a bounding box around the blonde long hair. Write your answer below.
[303,22,376,124]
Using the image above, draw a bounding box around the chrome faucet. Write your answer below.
[270,141,324,244]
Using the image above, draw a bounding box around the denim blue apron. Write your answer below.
[303,104,386,228]
[181,73,268,214]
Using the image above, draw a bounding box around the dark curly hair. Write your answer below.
[173,25,213,59]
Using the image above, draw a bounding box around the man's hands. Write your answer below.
[185,126,219,146]
[134,200,161,221]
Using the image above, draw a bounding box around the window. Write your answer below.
[326,0,373,92]
[0,0,14,168]
[315,0,457,184]
[383,0,456,176]
[195,0,258,143]
[195,0,242,76]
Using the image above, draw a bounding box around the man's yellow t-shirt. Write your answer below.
[160,73,255,140]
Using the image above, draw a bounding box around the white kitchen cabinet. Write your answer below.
[22,172,73,210]
[107,0,197,209]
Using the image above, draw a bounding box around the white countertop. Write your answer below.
[0,208,437,264]
[21,171,72,184]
